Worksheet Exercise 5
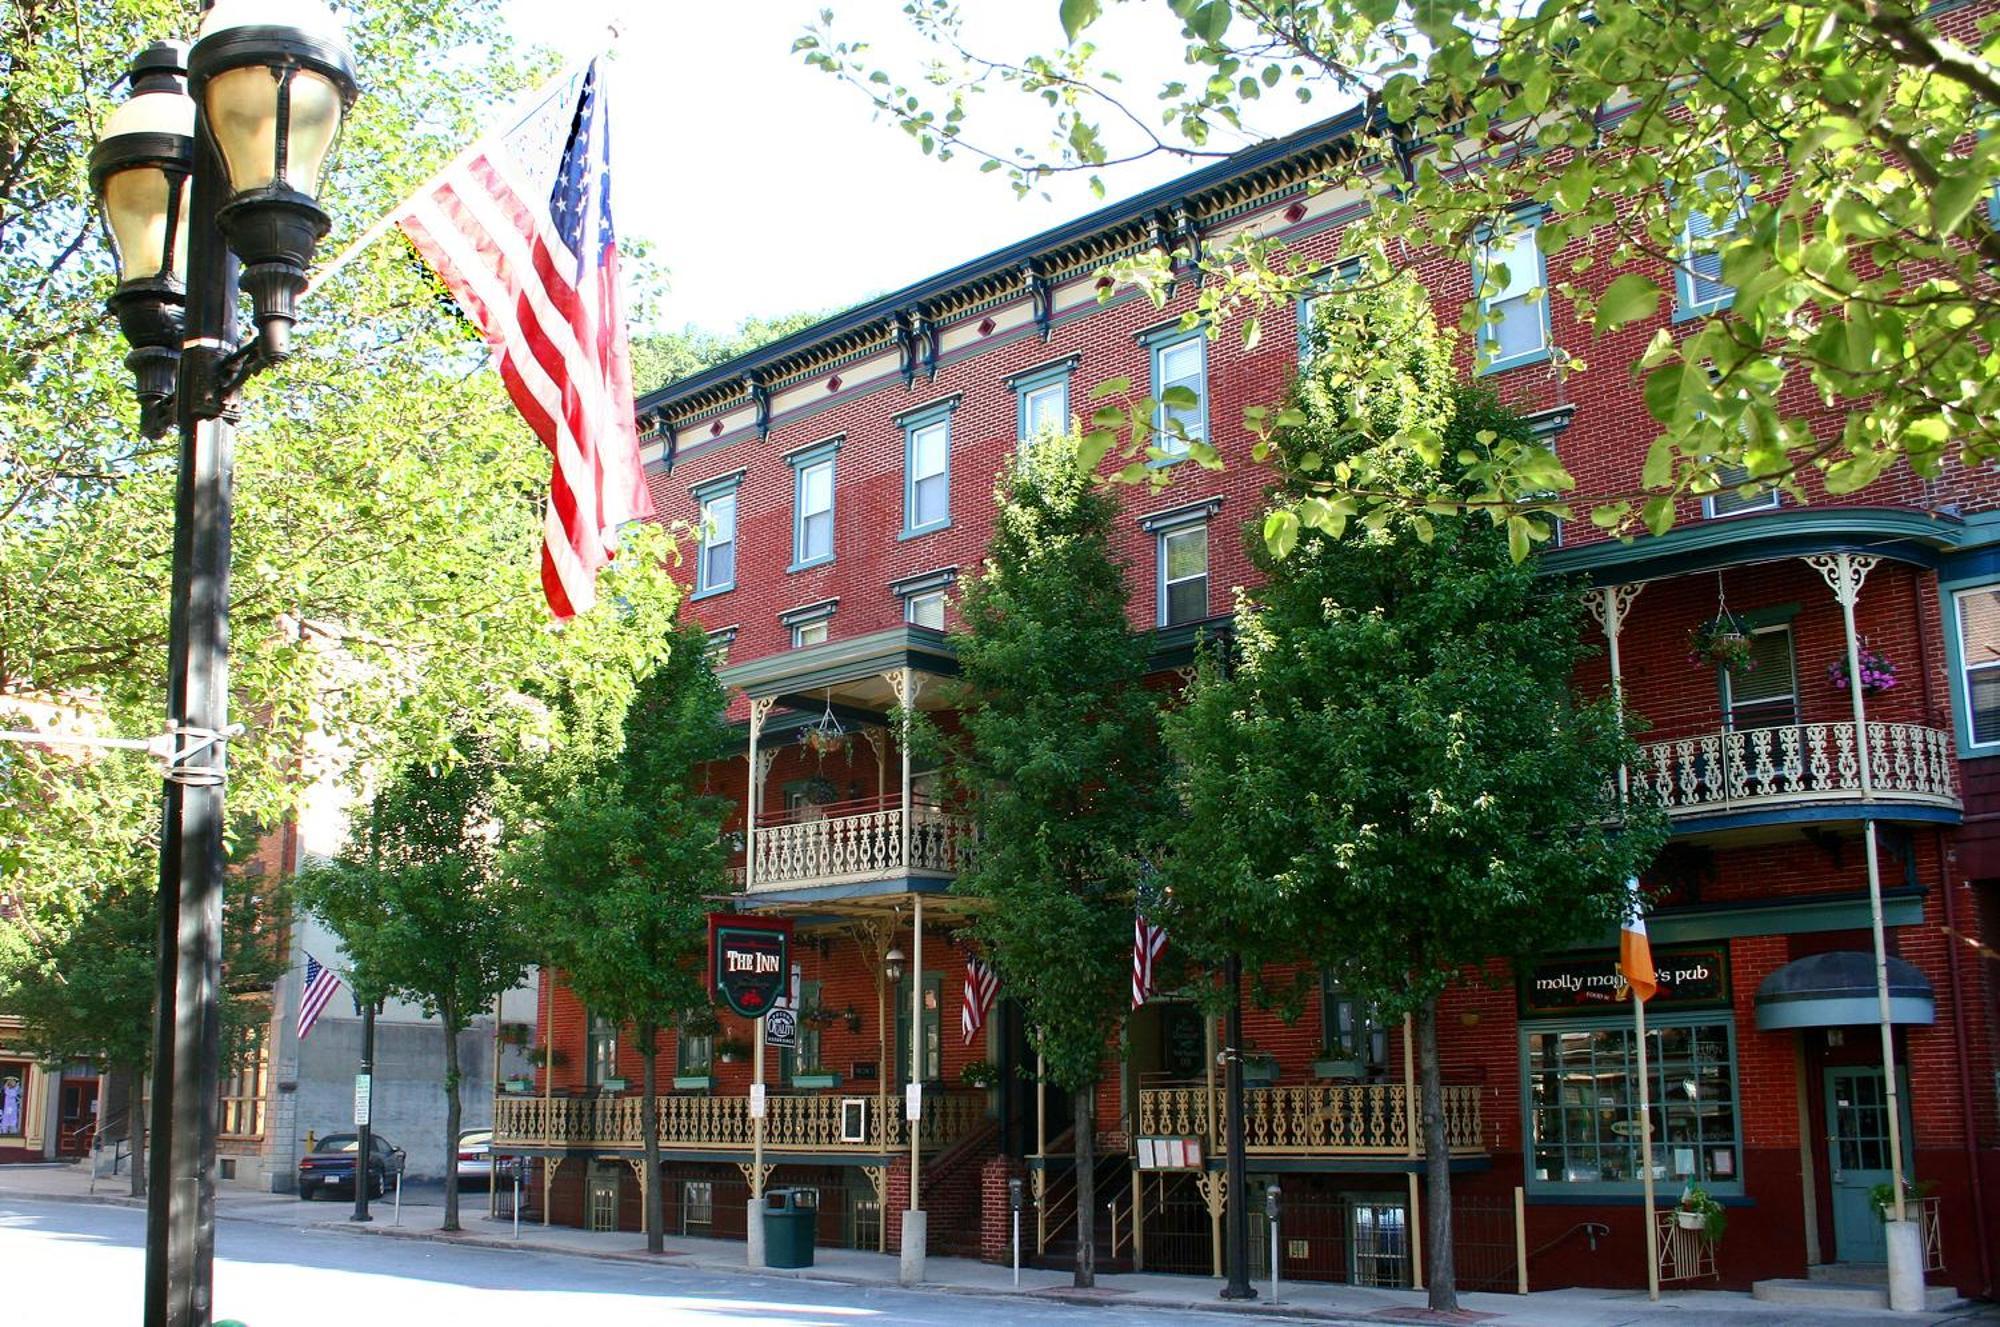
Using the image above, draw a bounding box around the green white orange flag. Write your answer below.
[1621,876,1657,1003]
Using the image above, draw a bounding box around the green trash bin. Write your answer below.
[764,1187,818,1268]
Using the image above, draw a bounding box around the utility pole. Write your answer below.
[1219,954,1256,1301]
[351,998,376,1222]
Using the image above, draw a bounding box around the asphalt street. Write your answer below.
[0,1195,1265,1325]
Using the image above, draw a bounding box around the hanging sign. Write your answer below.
[1521,944,1730,1017]
[766,1005,798,1050]
[708,913,793,1019]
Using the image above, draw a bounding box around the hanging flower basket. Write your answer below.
[1827,647,1898,694]
[1688,613,1758,673]
[801,728,849,758]
[803,775,840,805]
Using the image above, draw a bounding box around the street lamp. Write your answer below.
[884,946,906,985]
[90,7,356,1327]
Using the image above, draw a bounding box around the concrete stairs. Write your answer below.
[1751,1263,1964,1312]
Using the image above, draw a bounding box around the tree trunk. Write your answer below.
[1418,993,1456,1313]
[127,1066,146,1198]
[442,1000,462,1232]
[1072,1084,1095,1289]
[641,1022,663,1255]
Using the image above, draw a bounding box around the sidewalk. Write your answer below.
[4,1160,1990,1325]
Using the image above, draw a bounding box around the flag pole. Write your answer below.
[1635,981,1660,1301]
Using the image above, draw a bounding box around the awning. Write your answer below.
[1753,951,1935,1031]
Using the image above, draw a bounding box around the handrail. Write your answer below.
[1632,720,1957,816]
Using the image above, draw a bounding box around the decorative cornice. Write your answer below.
[893,393,964,427]
[1138,496,1224,533]
[1003,354,1081,389]
[777,598,839,628]
[782,433,844,466]
[889,566,959,597]
[689,468,747,502]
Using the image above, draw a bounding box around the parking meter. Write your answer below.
[1008,1176,1025,1285]
[1265,1182,1280,1220]
[1008,1177,1023,1212]
[1265,1182,1281,1302]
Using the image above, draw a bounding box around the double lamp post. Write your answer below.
[87,2,358,1324]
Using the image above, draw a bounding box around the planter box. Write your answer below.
[1313,1058,1364,1080]
[671,1075,712,1091]
[501,1078,533,1094]
[1675,1210,1707,1232]
[792,1073,841,1090]
[1242,1060,1281,1085]
[600,1077,627,1092]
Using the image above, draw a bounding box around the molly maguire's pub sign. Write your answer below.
[708,913,792,1019]
[1522,944,1730,1017]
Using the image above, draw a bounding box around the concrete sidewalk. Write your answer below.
[4,1160,1990,1325]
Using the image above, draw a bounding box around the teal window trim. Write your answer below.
[1296,259,1361,363]
[901,405,954,539]
[1473,206,1553,375]
[1673,167,1750,322]
[787,438,840,572]
[1010,357,1077,444]
[1941,576,2000,758]
[692,481,740,599]
[1520,1012,1745,1199]
[1149,329,1208,465]
[1157,520,1211,628]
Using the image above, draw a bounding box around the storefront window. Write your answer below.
[1525,1018,1740,1194]
[0,1061,26,1135]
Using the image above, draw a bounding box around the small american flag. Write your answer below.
[960,956,1000,1046]
[298,953,343,1042]
[399,59,653,620]
[1133,915,1168,1009]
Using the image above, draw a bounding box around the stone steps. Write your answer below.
[1751,1276,1961,1312]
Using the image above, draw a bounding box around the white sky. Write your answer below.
[503,0,1332,337]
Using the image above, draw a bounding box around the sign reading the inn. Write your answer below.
[708,913,792,1019]
[1522,944,1730,1017]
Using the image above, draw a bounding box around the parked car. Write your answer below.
[455,1128,493,1187]
[297,1132,404,1201]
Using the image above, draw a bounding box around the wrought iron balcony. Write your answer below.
[1632,721,1957,821]
[1137,1082,1484,1157]
[492,1089,987,1154]
[746,796,971,893]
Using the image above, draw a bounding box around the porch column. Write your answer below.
[1588,584,1646,797]
[1810,552,1922,1310]
[745,697,775,890]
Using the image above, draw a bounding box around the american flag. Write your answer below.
[298,953,343,1042]
[960,956,1000,1046]
[1133,915,1168,1009]
[399,59,653,620]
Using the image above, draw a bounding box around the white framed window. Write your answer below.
[905,418,950,534]
[1475,219,1550,372]
[1721,625,1798,731]
[906,591,946,630]
[1676,166,1749,319]
[793,620,829,648]
[696,491,736,595]
[1703,462,1779,518]
[1955,586,2000,748]
[1151,333,1207,457]
[1159,524,1210,627]
[793,456,835,568]
[1019,378,1067,443]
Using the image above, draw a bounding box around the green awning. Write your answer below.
[1753,951,1934,1031]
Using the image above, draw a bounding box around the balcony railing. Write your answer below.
[1632,721,1957,818]
[1137,1083,1483,1157]
[493,1089,987,1154]
[749,799,970,891]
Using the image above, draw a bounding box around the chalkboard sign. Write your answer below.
[1161,1005,1207,1079]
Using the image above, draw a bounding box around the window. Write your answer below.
[1297,288,1331,364]
[1955,587,2000,747]
[1526,1019,1741,1193]
[1020,379,1067,443]
[1704,462,1778,517]
[586,1012,619,1088]
[1722,626,1797,731]
[696,491,736,595]
[1475,219,1550,372]
[681,1180,714,1233]
[796,979,823,1076]
[677,1019,713,1076]
[895,973,943,1083]
[906,591,946,630]
[219,1018,269,1139]
[1676,167,1749,319]
[793,620,828,648]
[1151,333,1207,457]
[1320,977,1389,1077]
[905,418,950,535]
[1160,524,1210,626]
[793,458,834,567]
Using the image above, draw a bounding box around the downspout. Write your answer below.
[1937,827,1994,1294]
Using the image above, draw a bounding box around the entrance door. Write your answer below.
[1824,1067,1910,1263]
[56,1079,97,1157]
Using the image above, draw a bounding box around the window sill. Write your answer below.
[787,556,835,574]
[899,520,951,542]
[690,583,734,602]
[1477,346,1553,376]
[1673,296,1735,324]
[1147,451,1196,470]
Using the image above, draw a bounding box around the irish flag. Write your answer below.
[1621,876,1657,1002]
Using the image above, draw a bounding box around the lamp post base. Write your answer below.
[899,1210,927,1285]
[745,1203,766,1269]
[1885,1218,1925,1312]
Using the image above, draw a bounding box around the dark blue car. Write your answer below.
[297,1132,404,1200]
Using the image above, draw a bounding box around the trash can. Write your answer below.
[763,1187,818,1268]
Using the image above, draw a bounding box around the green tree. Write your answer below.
[629,310,834,397]
[936,441,1168,1288]
[1163,289,1666,1310]
[509,611,732,1255]
[800,0,2000,547]
[294,748,530,1232]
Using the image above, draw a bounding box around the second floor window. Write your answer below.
[1723,626,1798,731]
[697,491,736,594]
[1677,166,1748,318]
[586,1013,619,1088]
[793,620,828,648]
[1019,377,1067,442]
[1152,333,1207,456]
[1475,220,1549,371]
[1704,461,1779,517]
[1956,587,2000,747]
[1160,523,1210,627]
[906,590,946,630]
[794,457,834,567]
[905,418,950,534]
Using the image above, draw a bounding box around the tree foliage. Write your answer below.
[1163,289,1667,1307]
[801,0,2000,548]
[937,440,1169,1286]
[509,611,732,1254]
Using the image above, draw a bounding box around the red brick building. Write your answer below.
[496,49,2000,1300]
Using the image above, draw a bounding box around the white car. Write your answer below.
[455,1128,493,1186]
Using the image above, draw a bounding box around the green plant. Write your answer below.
[1868,1179,1936,1219]
[682,1007,722,1038]
[1679,1185,1727,1242]
[525,1045,566,1069]
[1687,614,1758,673]
[962,1060,1001,1089]
[677,1062,711,1079]
[716,1036,751,1060]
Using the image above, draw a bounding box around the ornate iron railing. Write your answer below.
[1136,1082,1483,1157]
[749,803,970,890]
[493,1089,986,1153]
[1631,721,1956,817]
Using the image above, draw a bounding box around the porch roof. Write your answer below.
[1543,507,1964,588]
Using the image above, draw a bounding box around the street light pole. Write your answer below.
[352,998,376,1222]
[1219,954,1256,1301]
[91,11,358,1325]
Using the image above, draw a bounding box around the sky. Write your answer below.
[502,0,1332,337]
